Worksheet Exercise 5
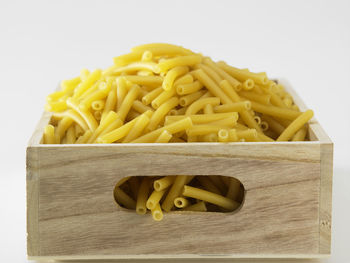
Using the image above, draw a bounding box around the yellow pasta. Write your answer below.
[217,62,268,85]
[239,90,271,105]
[161,175,188,212]
[176,80,203,95]
[114,186,136,210]
[132,100,153,114]
[202,57,241,90]
[91,100,105,111]
[108,62,160,75]
[75,130,92,144]
[260,121,269,131]
[54,116,74,140]
[154,176,175,191]
[186,125,231,136]
[214,101,251,113]
[182,185,240,211]
[151,203,164,221]
[113,52,143,67]
[117,84,140,122]
[162,66,189,90]
[100,87,117,122]
[208,176,227,194]
[142,87,163,105]
[219,80,262,132]
[66,126,76,144]
[236,129,258,142]
[183,201,207,212]
[131,117,192,143]
[174,73,193,86]
[174,197,190,208]
[218,129,229,142]
[98,110,152,143]
[44,43,315,221]
[141,50,153,62]
[152,89,176,109]
[45,100,67,112]
[79,86,110,111]
[128,177,140,200]
[250,101,301,120]
[155,130,172,143]
[43,125,56,144]
[179,90,205,107]
[79,81,99,101]
[136,177,151,215]
[192,69,232,104]
[146,97,178,131]
[208,116,237,127]
[292,125,308,141]
[122,113,150,143]
[226,177,241,200]
[158,55,202,73]
[122,75,163,87]
[60,76,81,93]
[195,63,222,85]
[146,189,166,210]
[261,115,285,135]
[165,112,236,125]
[241,79,255,90]
[228,129,238,142]
[73,69,102,99]
[114,77,127,111]
[203,104,214,114]
[66,98,98,131]
[185,97,220,115]
[196,176,221,195]
[87,111,120,143]
[277,110,314,141]
[131,43,193,56]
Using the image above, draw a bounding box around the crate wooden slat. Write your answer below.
[26,79,333,260]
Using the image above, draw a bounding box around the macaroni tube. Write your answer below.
[277,110,313,141]
[182,185,240,211]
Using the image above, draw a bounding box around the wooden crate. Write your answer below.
[26,79,333,260]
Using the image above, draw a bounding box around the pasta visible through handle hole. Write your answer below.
[113,175,245,221]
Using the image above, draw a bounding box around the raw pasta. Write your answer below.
[44,43,315,221]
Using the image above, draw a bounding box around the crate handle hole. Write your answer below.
[114,175,245,216]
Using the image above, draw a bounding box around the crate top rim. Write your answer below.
[28,141,323,148]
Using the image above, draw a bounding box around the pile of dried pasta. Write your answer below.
[44,43,313,144]
[43,43,314,221]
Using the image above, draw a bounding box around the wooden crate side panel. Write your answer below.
[26,147,40,256]
[309,123,333,254]
[38,179,320,256]
[35,144,321,256]
[36,144,320,221]
[319,142,333,254]
[308,123,333,254]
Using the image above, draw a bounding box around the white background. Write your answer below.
[0,0,349,262]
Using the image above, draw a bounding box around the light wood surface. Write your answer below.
[26,80,333,259]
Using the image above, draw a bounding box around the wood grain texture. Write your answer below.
[26,81,333,259]
[309,123,333,254]
[27,143,321,258]
[26,147,40,256]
